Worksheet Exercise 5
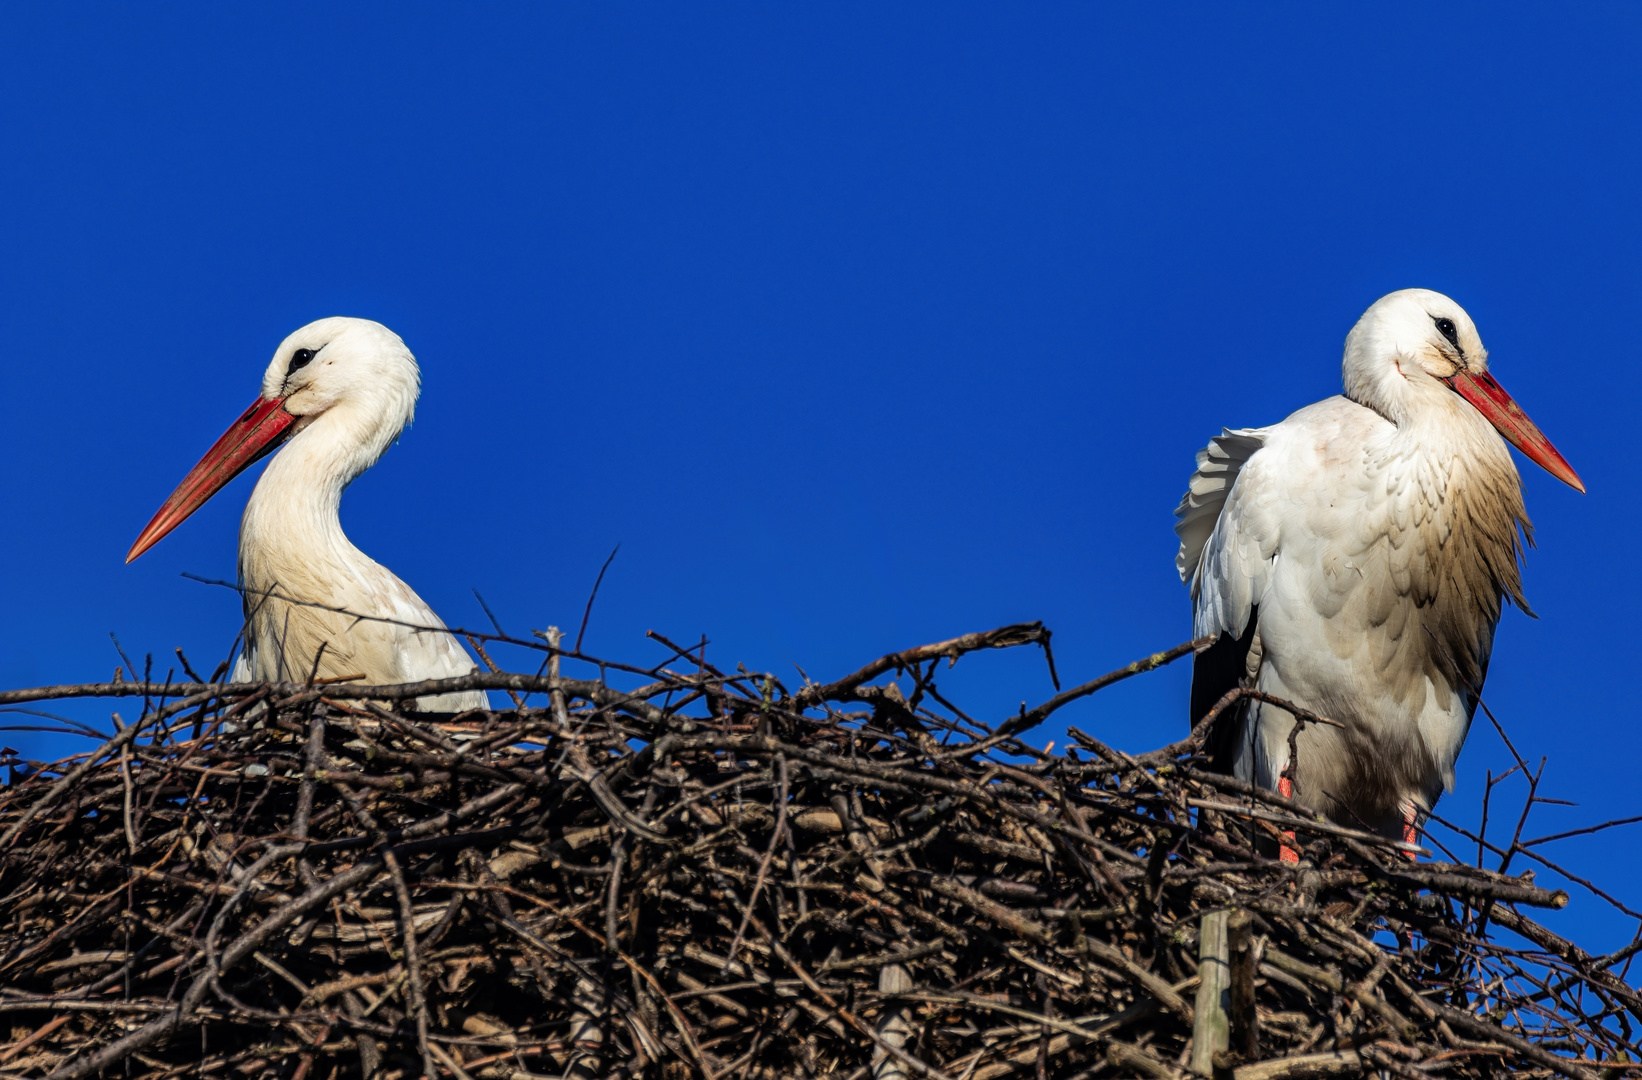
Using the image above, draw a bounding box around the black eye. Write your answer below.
[286,348,317,375]
[1433,317,1459,348]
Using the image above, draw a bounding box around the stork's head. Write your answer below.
[261,317,420,433]
[1342,288,1583,493]
[126,317,423,563]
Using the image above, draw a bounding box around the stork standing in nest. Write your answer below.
[1176,289,1582,853]
[127,317,488,712]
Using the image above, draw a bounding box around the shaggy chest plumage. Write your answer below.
[1306,396,1530,705]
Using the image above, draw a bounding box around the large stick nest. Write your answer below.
[0,622,1634,1079]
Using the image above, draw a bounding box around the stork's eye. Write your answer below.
[1433,317,1459,348]
[286,348,317,375]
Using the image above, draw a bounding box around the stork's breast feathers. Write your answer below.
[238,547,483,704]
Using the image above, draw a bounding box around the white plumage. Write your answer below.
[1176,289,1581,842]
[129,317,488,713]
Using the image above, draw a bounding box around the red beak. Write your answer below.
[125,396,297,563]
[1445,370,1585,494]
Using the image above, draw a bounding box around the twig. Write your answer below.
[576,544,621,654]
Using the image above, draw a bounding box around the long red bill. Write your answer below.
[126,396,296,563]
[1444,370,1585,494]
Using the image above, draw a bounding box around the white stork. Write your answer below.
[1175,289,1582,849]
[127,317,488,712]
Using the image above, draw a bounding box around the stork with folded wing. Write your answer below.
[1176,289,1582,850]
[128,317,488,712]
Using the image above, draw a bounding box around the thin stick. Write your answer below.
[576,544,621,654]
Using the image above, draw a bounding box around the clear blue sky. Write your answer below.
[0,6,1635,946]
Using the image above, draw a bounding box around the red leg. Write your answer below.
[1277,775,1299,864]
[1400,800,1420,862]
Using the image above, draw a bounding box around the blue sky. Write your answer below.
[0,5,1636,946]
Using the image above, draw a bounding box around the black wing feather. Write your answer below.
[1189,607,1258,775]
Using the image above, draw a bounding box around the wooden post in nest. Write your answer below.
[872,963,915,1080]
[1191,909,1229,1075]
[1227,909,1258,1061]
[1195,908,1258,1075]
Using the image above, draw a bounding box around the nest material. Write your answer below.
[0,622,1635,1080]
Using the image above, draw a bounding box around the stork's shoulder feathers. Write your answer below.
[375,572,490,712]
[1177,395,1406,641]
[1175,425,1268,589]
[1175,419,1282,642]
[324,556,489,711]
[1173,398,1367,639]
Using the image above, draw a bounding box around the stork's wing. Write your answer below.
[1175,427,1276,638]
[377,575,491,712]
[1189,617,1257,773]
[1174,427,1280,757]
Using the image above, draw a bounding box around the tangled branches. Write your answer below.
[0,622,1634,1079]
